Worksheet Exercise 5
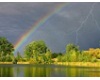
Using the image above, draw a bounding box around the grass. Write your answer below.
[0,62,13,64]
[0,62,29,64]
[54,62,100,67]
[1,61,100,67]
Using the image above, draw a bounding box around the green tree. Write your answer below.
[51,53,58,58]
[66,43,79,53]
[24,40,47,58]
[0,37,14,61]
[32,50,39,62]
[66,43,80,62]
[78,53,83,62]
[5,54,12,62]
[81,51,91,62]
[16,52,22,62]
[0,37,14,55]
[68,50,80,62]
[45,49,52,63]
[57,55,62,62]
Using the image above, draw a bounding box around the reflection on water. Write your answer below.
[0,64,100,77]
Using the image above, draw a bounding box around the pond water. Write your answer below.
[0,64,100,77]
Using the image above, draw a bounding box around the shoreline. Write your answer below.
[1,62,100,67]
[0,62,30,64]
[54,62,100,67]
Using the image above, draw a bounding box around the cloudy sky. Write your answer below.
[0,2,100,54]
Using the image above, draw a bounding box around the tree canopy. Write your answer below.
[0,37,14,62]
[24,40,47,58]
[0,37,14,55]
[66,43,79,53]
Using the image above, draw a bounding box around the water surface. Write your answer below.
[0,64,100,77]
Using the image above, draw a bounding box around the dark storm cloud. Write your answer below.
[0,2,61,44]
[0,2,100,54]
[28,2,100,52]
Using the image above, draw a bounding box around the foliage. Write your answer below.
[81,51,96,62]
[65,43,80,62]
[5,54,13,62]
[0,37,14,62]
[66,43,79,53]
[12,57,18,64]
[51,53,58,58]
[78,53,83,62]
[82,54,91,62]
[0,37,14,56]
[91,57,97,62]
[32,50,39,62]
[58,53,63,56]
[57,55,62,62]
[16,52,22,62]
[29,58,38,64]
[1,36,100,64]
[45,49,52,63]
[24,40,47,58]
[60,55,67,62]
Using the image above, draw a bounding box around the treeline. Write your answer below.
[0,37,100,64]
[56,44,98,62]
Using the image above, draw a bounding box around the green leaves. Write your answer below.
[24,40,48,58]
[24,40,53,63]
[65,43,80,62]
[0,37,14,56]
[66,43,79,53]
[0,37,14,62]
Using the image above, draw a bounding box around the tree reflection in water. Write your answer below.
[24,64,51,77]
[0,66,13,77]
[1,64,100,77]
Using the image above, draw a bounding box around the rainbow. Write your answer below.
[14,3,67,53]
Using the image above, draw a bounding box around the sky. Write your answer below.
[0,2,100,55]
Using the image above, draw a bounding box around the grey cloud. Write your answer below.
[0,2,100,54]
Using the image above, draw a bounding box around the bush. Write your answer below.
[12,58,18,64]
[29,58,39,64]
[21,58,27,62]
[51,53,58,58]
[0,56,5,62]
[91,57,97,62]
[61,55,67,62]
[57,55,62,62]
[5,55,12,62]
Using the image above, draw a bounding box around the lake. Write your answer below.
[0,64,100,77]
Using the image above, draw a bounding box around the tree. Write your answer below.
[78,53,83,62]
[45,49,52,63]
[5,54,12,62]
[51,53,58,58]
[66,43,79,53]
[0,37,14,55]
[16,52,22,62]
[32,50,39,62]
[66,43,80,62]
[68,50,79,62]
[57,55,62,62]
[0,37,14,61]
[24,40,47,58]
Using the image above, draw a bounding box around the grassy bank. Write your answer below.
[17,62,30,64]
[0,62,13,64]
[1,62,100,67]
[0,62,29,64]
[54,62,100,67]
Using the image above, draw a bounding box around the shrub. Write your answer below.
[91,57,97,62]
[12,58,18,64]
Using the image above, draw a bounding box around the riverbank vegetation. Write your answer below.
[1,37,100,66]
